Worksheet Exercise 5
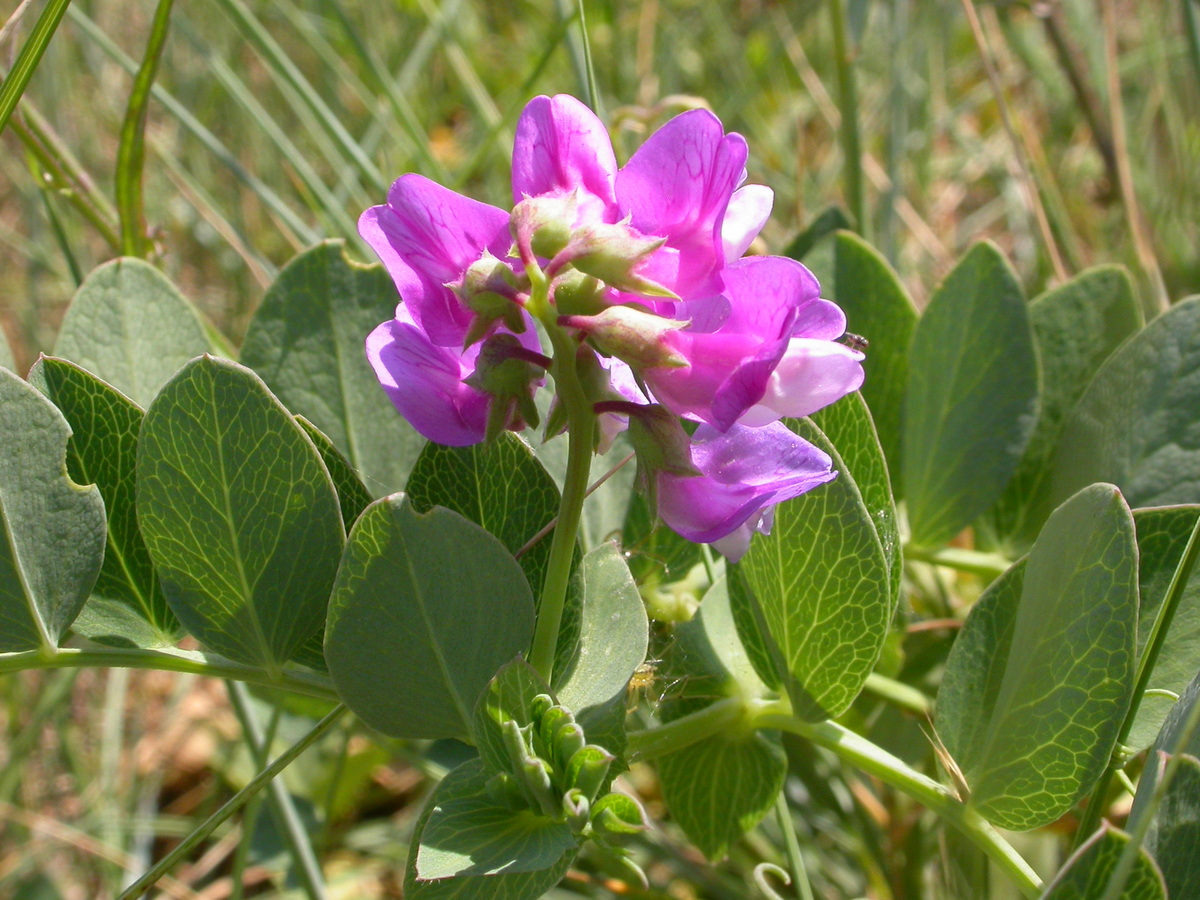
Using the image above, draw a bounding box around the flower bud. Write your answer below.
[565,745,614,802]
[552,269,609,317]
[553,722,588,773]
[536,705,575,765]
[449,251,526,347]
[521,755,563,819]
[563,788,591,833]
[593,401,700,517]
[556,221,677,298]
[561,305,689,370]
[464,333,549,442]
[589,792,649,846]
[511,193,578,263]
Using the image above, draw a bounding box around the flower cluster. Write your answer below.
[362,95,864,560]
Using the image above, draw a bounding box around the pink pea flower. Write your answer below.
[512,94,769,300]
[569,256,865,431]
[657,422,836,561]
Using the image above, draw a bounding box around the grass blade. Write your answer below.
[115,0,176,257]
[0,0,73,138]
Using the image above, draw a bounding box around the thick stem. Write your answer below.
[528,324,596,683]
[905,544,1012,580]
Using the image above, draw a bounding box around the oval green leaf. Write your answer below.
[554,543,648,715]
[939,483,1138,830]
[137,356,344,670]
[1050,296,1200,511]
[989,266,1141,548]
[0,368,107,651]
[832,231,918,483]
[325,496,535,740]
[54,257,218,408]
[30,357,179,647]
[735,417,893,720]
[240,241,424,497]
[904,241,1039,548]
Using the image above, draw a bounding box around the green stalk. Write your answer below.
[1074,511,1200,848]
[904,544,1012,580]
[528,321,596,682]
[0,0,73,138]
[0,646,339,702]
[228,682,328,900]
[628,698,1042,899]
[774,791,815,900]
[828,0,865,238]
[115,0,175,257]
[115,703,347,900]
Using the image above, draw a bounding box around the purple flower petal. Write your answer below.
[365,309,489,446]
[359,174,511,346]
[616,109,749,298]
[737,340,866,426]
[511,95,618,220]
[657,422,835,560]
[721,184,773,261]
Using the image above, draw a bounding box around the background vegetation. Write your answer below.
[1,0,1198,897]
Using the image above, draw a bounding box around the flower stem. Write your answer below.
[904,544,1012,580]
[829,0,866,238]
[528,323,596,683]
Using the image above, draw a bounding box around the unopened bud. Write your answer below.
[565,745,614,802]
[450,252,526,347]
[561,306,689,370]
[563,788,591,833]
[464,334,549,442]
[589,792,649,846]
[511,193,578,263]
[555,222,677,298]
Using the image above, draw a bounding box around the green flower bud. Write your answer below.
[562,788,590,833]
[560,305,689,370]
[521,755,562,819]
[559,222,678,298]
[565,745,614,802]
[537,705,575,765]
[463,333,549,442]
[554,722,588,773]
[589,792,649,846]
[511,193,578,262]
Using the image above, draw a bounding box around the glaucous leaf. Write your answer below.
[29,357,179,647]
[937,484,1138,830]
[1126,506,1200,750]
[655,578,784,859]
[832,231,918,483]
[554,543,648,715]
[735,417,892,720]
[990,267,1141,548]
[325,497,535,740]
[239,241,424,497]
[0,328,13,371]
[137,356,344,670]
[405,760,576,900]
[1050,296,1200,511]
[0,368,106,650]
[53,257,217,407]
[295,416,373,531]
[904,242,1038,548]
[1039,824,1166,900]
[812,391,901,605]
[406,433,560,607]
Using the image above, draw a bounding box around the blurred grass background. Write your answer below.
[1,0,1199,897]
